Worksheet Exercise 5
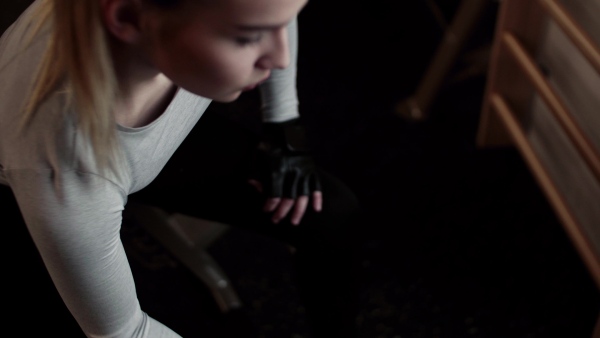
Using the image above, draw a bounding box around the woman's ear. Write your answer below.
[100,0,144,44]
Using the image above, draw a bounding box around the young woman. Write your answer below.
[0,0,361,337]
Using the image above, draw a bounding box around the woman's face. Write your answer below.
[138,0,308,102]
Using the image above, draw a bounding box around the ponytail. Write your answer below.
[23,0,119,172]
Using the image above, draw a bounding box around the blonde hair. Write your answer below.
[23,0,119,172]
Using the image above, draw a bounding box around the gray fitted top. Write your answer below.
[0,1,299,337]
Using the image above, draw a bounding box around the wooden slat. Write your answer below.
[593,313,600,338]
[476,0,546,148]
[538,0,600,75]
[501,32,600,184]
[490,93,600,290]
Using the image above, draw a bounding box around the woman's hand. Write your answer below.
[248,179,322,225]
[248,118,322,225]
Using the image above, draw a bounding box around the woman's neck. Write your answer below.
[110,40,177,128]
[114,74,177,128]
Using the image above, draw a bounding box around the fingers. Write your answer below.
[271,198,295,224]
[263,197,281,212]
[290,195,309,225]
[258,173,323,225]
[312,191,323,212]
[265,193,321,225]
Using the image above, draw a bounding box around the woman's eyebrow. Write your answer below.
[235,23,288,31]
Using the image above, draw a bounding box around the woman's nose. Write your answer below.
[257,28,290,70]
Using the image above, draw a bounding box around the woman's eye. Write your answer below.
[235,34,263,46]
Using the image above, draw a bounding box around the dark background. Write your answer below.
[3,0,600,337]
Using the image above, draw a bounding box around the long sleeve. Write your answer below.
[259,17,301,123]
[1,2,205,337]
[8,169,182,338]
[1,22,204,334]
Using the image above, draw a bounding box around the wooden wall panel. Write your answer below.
[477,0,600,291]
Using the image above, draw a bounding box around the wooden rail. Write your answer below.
[501,32,600,184]
[490,93,600,288]
[538,0,600,74]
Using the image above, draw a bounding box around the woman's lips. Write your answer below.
[243,74,271,91]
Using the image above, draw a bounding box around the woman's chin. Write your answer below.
[202,89,243,103]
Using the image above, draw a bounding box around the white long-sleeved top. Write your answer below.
[0,1,300,337]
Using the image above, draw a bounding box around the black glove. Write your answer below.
[251,117,321,199]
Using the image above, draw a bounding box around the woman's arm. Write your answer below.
[252,16,323,225]
[8,170,181,338]
[258,17,300,123]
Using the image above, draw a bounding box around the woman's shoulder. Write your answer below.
[0,1,52,154]
[0,3,80,177]
[1,92,131,191]
[0,0,48,70]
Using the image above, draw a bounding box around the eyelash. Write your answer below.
[235,34,263,46]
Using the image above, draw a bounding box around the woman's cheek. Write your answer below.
[215,54,253,86]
